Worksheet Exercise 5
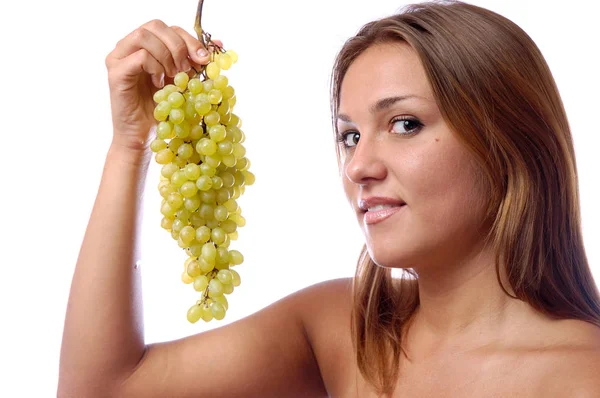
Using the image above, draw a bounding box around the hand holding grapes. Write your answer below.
[105,19,214,152]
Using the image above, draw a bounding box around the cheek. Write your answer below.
[402,142,487,223]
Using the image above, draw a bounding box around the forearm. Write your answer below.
[59,143,151,396]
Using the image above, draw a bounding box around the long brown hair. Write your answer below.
[330,1,600,395]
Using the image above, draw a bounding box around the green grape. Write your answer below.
[217,140,233,155]
[222,86,235,100]
[211,302,226,320]
[160,201,176,218]
[220,172,235,188]
[212,295,229,310]
[153,89,168,103]
[172,218,186,233]
[201,304,214,322]
[213,75,228,90]
[157,121,174,139]
[155,149,175,164]
[188,78,203,94]
[236,158,249,171]
[217,269,233,285]
[189,125,204,140]
[168,91,185,108]
[208,125,227,142]
[177,143,194,160]
[211,176,224,190]
[196,138,217,156]
[174,72,190,90]
[220,219,237,234]
[217,53,233,70]
[206,218,220,230]
[187,260,202,278]
[230,269,241,287]
[229,250,244,265]
[213,205,228,221]
[232,143,246,158]
[188,243,202,257]
[171,171,187,187]
[206,62,220,79]
[215,187,230,204]
[211,227,226,245]
[227,49,238,63]
[222,154,236,167]
[208,278,224,297]
[208,89,223,104]
[180,226,196,245]
[205,154,222,168]
[168,138,184,152]
[161,163,178,180]
[175,208,191,222]
[154,101,171,121]
[195,226,211,243]
[222,282,234,295]
[150,139,167,153]
[160,217,173,230]
[223,198,238,212]
[167,192,184,209]
[187,304,203,323]
[193,275,209,292]
[200,190,216,204]
[200,163,216,177]
[180,181,198,198]
[189,212,205,227]
[174,121,191,138]
[204,111,220,126]
[199,203,215,220]
[194,99,212,116]
[202,242,217,264]
[244,171,256,185]
[198,257,214,273]
[169,108,185,124]
[184,164,201,180]
[202,79,214,92]
[196,175,213,191]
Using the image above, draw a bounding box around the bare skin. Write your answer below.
[58,22,600,398]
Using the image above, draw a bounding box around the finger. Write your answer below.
[171,26,212,66]
[117,49,165,89]
[141,20,193,74]
[109,26,178,78]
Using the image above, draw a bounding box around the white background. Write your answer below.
[0,0,598,396]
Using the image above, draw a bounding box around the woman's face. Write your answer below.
[338,42,491,271]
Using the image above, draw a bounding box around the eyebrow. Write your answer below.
[337,95,424,123]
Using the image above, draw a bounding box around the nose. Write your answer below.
[344,137,387,185]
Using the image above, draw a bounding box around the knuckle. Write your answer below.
[147,19,165,30]
[173,41,188,57]
[130,27,147,42]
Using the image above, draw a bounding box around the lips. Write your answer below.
[358,196,406,225]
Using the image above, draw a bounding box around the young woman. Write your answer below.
[58,1,600,396]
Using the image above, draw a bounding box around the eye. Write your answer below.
[391,117,423,135]
[338,131,360,148]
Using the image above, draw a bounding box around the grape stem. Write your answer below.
[194,0,225,53]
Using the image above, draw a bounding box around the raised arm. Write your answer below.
[58,20,328,398]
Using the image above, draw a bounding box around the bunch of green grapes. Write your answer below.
[150,45,254,323]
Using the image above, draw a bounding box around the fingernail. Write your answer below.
[182,59,191,71]
[159,73,165,87]
[197,49,208,58]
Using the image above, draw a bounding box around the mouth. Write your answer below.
[358,197,406,225]
[362,204,406,225]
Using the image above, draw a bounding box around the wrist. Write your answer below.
[107,140,152,169]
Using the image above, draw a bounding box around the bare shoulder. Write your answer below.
[295,278,357,395]
[542,319,600,396]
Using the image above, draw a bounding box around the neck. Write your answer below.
[404,243,537,359]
